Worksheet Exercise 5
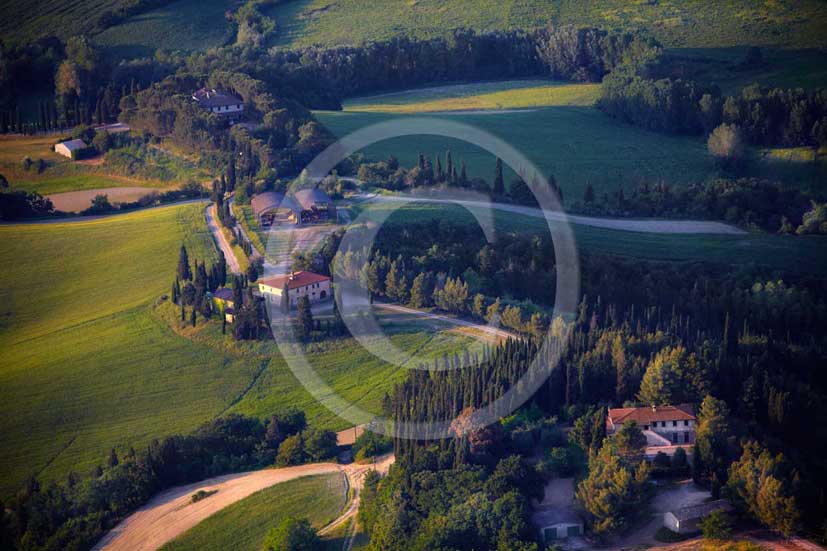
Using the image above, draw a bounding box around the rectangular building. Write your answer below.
[258,271,331,308]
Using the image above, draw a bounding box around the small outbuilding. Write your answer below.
[664,499,732,534]
[210,287,236,323]
[54,139,88,159]
[533,509,584,542]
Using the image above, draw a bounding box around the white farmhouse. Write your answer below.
[192,88,244,120]
[258,271,331,309]
[607,404,696,458]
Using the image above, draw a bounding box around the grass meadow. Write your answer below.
[269,0,827,50]
[344,80,601,113]
[316,105,715,203]
[94,0,237,58]
[0,202,476,498]
[159,473,348,551]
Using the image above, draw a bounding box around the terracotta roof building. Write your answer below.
[607,404,697,452]
[258,271,331,309]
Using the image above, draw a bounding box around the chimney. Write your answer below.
[651,404,657,413]
[289,271,295,281]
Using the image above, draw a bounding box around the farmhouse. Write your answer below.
[664,499,732,534]
[293,187,334,224]
[54,139,88,159]
[258,271,331,309]
[251,192,299,227]
[192,88,244,120]
[210,288,236,323]
[607,404,696,457]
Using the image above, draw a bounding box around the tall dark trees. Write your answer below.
[296,296,313,340]
[177,245,192,281]
[493,157,505,196]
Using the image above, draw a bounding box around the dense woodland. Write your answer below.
[599,57,827,148]
[325,217,827,547]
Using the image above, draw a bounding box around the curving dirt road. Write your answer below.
[205,203,241,275]
[93,455,394,551]
[358,193,747,235]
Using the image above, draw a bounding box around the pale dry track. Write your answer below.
[94,455,394,551]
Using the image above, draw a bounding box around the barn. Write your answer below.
[293,187,334,224]
[251,192,300,227]
[54,139,88,159]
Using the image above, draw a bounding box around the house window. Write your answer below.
[673,421,677,427]
[684,433,690,443]
[684,420,689,426]
[671,433,678,443]
[661,421,666,427]
[643,425,649,430]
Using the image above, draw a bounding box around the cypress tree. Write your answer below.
[177,245,192,281]
[446,150,453,182]
[493,158,504,195]
[190,308,197,327]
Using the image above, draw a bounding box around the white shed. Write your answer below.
[54,139,88,159]
[664,499,732,534]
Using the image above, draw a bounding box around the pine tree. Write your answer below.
[446,150,453,183]
[436,156,444,182]
[460,161,468,186]
[493,158,504,195]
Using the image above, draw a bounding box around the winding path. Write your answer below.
[93,455,394,551]
[359,193,747,235]
[205,203,241,274]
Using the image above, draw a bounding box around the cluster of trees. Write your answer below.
[600,71,827,148]
[171,244,227,325]
[0,411,317,551]
[119,70,332,178]
[0,176,54,220]
[256,24,657,108]
[572,176,825,233]
[359,450,544,551]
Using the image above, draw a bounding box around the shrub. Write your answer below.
[700,510,732,540]
[708,124,745,169]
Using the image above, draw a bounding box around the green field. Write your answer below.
[316,105,715,203]
[344,80,601,113]
[5,0,827,58]
[94,0,237,58]
[0,202,475,497]
[360,200,827,275]
[160,473,348,551]
[269,0,827,50]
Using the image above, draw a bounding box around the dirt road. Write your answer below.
[359,194,747,235]
[94,455,394,551]
[374,302,518,342]
[205,203,241,274]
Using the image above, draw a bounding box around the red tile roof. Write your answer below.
[608,404,695,429]
[258,271,330,290]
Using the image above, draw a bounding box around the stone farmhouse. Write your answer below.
[258,271,331,309]
[607,404,696,457]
